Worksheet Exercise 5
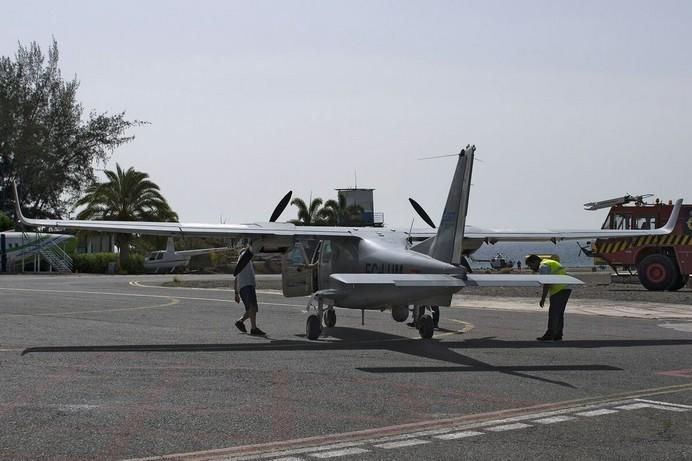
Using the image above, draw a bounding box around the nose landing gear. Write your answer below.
[305,293,336,340]
[409,305,439,339]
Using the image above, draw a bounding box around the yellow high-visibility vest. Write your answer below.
[541,258,567,296]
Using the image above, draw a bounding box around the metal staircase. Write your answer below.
[39,244,73,272]
[22,232,73,273]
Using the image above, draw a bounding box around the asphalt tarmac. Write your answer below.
[1,274,691,460]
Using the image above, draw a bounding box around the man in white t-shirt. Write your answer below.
[234,244,265,335]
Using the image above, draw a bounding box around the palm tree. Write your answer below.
[321,194,364,226]
[289,197,325,226]
[75,164,178,270]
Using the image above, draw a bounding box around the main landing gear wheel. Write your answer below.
[306,314,322,340]
[418,314,434,339]
[637,254,676,291]
[324,309,336,328]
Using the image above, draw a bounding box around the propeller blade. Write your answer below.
[233,249,254,276]
[269,191,293,222]
[408,198,436,229]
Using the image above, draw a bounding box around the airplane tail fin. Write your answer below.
[428,145,475,265]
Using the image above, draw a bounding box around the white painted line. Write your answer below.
[617,402,687,412]
[434,430,484,440]
[438,399,635,433]
[615,403,653,410]
[272,458,305,461]
[575,409,619,417]
[485,423,532,432]
[227,441,366,460]
[309,447,370,458]
[635,399,692,410]
[374,439,430,449]
[532,415,576,424]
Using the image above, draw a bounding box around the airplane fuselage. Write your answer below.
[282,229,466,310]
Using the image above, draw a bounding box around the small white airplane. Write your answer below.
[143,237,231,273]
[13,145,682,339]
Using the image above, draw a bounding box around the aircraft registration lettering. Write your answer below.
[365,263,404,273]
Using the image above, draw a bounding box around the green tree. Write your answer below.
[0,210,12,231]
[289,197,326,225]
[75,164,178,270]
[0,39,143,220]
[322,194,364,226]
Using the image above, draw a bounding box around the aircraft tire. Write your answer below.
[306,314,322,340]
[637,254,677,291]
[391,305,409,323]
[324,309,336,328]
[418,314,434,339]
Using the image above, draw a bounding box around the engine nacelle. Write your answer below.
[390,305,410,323]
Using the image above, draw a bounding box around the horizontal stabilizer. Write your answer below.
[464,274,583,287]
[331,273,583,289]
[330,273,466,288]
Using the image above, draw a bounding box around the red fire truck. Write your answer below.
[582,194,692,291]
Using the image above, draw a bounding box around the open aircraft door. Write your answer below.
[282,242,313,297]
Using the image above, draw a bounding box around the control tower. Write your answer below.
[335,188,384,227]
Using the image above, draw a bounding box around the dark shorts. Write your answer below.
[239,285,258,312]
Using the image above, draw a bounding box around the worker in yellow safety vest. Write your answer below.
[525,254,572,341]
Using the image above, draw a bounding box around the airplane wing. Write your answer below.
[13,183,357,240]
[330,273,583,288]
[13,182,682,244]
[464,199,682,243]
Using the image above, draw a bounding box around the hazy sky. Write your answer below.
[2,1,690,229]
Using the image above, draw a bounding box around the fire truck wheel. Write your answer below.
[637,254,677,291]
[668,273,689,292]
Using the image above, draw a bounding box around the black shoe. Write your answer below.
[554,336,563,341]
[536,335,556,341]
[250,327,266,336]
[406,322,417,328]
[234,320,247,333]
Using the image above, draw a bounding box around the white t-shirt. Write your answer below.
[236,250,256,289]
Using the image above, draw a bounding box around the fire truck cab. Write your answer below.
[584,194,692,291]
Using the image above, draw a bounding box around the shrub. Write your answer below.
[120,254,144,274]
[73,253,144,274]
[73,253,118,273]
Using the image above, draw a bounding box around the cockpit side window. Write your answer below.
[289,245,306,265]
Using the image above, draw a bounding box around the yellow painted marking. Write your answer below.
[29,297,180,316]
[129,280,282,296]
[448,318,476,334]
[408,318,474,339]
[0,287,306,310]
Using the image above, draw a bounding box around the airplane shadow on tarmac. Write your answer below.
[23,327,692,388]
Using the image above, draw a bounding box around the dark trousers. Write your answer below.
[546,289,571,337]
